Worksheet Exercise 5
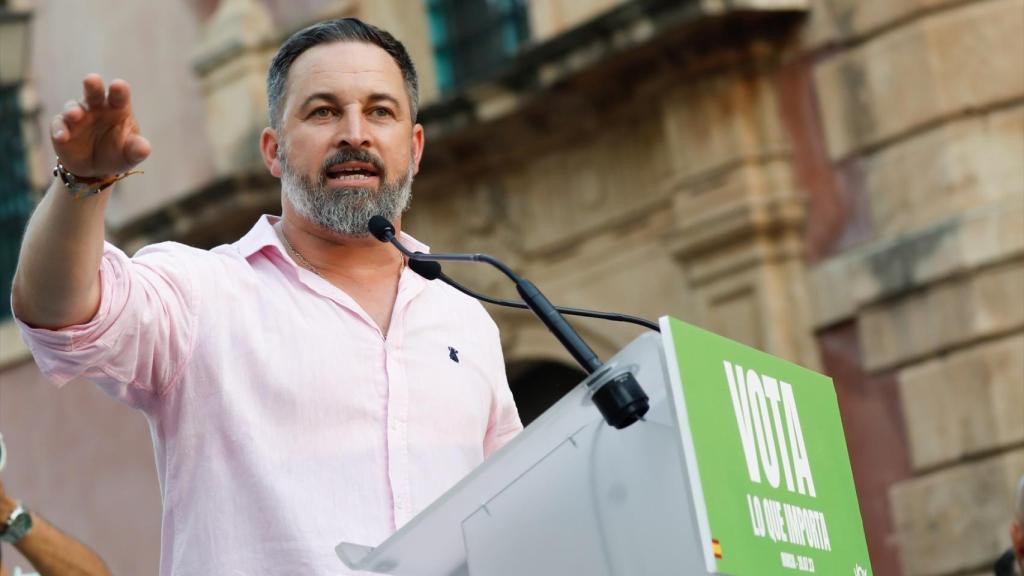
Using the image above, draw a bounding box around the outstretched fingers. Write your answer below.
[107,79,131,109]
[62,99,85,124]
[82,73,106,110]
[124,134,151,165]
[51,114,70,143]
[52,74,149,174]
[53,99,87,144]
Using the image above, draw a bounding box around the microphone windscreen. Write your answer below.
[408,257,442,280]
[367,216,396,242]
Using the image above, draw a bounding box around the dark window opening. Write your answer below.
[0,85,32,320]
[427,0,531,94]
[507,360,586,426]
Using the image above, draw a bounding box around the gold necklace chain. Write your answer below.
[278,224,405,280]
[280,228,324,277]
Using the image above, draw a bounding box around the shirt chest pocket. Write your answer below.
[406,341,493,440]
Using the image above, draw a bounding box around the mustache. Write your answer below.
[319,149,387,182]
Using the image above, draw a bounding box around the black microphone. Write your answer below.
[406,259,660,332]
[369,216,649,429]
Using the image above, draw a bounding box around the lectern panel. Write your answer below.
[337,332,708,575]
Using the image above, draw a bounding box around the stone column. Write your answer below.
[663,70,820,369]
[192,0,277,177]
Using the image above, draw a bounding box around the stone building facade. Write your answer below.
[0,0,1021,574]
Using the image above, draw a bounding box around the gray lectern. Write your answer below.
[336,331,710,575]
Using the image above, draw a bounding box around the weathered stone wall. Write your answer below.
[527,0,629,42]
[803,0,1024,574]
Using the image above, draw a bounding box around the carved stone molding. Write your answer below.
[192,0,277,177]
[112,170,280,253]
[665,159,817,367]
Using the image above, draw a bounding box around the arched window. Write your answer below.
[506,359,586,426]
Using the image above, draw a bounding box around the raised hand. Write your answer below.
[50,74,151,178]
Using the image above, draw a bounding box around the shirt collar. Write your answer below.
[233,214,431,261]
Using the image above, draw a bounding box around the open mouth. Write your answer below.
[325,161,380,183]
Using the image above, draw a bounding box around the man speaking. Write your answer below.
[11,19,522,575]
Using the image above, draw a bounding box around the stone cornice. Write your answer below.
[418,0,808,148]
[111,170,280,253]
[191,0,276,76]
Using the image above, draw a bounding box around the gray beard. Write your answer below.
[279,150,413,238]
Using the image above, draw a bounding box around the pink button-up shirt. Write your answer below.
[16,215,522,575]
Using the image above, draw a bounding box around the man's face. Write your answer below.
[265,41,424,236]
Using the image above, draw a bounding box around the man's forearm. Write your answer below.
[10,179,109,329]
[13,512,112,576]
[14,74,151,329]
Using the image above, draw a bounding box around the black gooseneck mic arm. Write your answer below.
[369,217,601,371]
[368,216,650,429]
[406,258,660,332]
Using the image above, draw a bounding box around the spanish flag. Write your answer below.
[712,539,723,559]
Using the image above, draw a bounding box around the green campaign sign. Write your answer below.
[660,317,872,575]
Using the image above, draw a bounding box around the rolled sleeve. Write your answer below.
[14,241,199,408]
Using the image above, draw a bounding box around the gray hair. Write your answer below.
[266,18,419,129]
